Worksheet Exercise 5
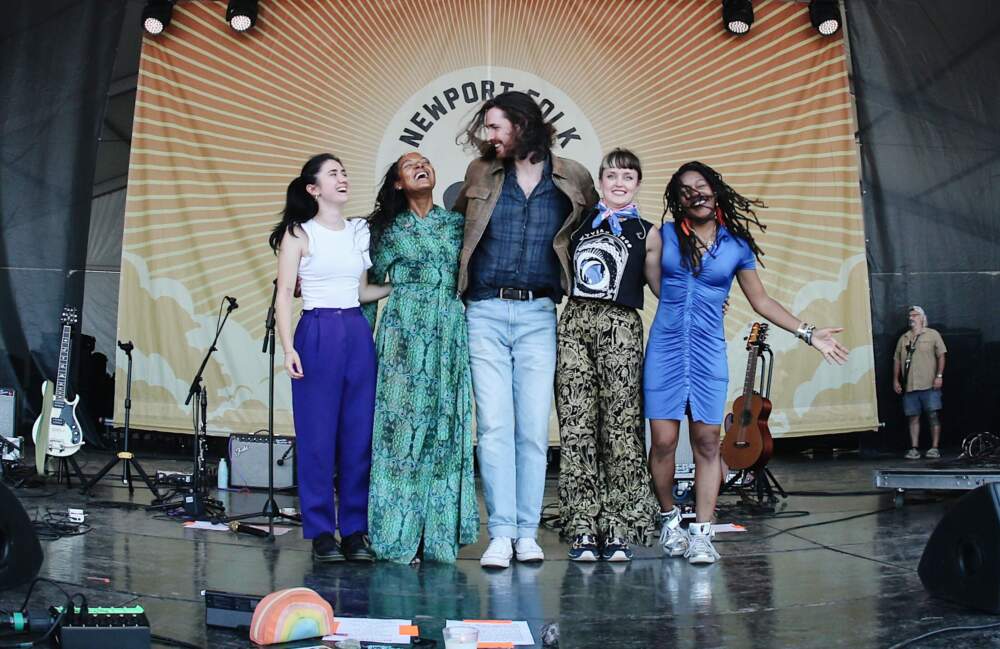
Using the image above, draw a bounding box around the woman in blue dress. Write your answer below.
[645,161,849,565]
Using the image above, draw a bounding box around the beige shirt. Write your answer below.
[894,328,946,392]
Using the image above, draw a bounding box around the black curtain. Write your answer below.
[846,0,1000,449]
[0,0,126,436]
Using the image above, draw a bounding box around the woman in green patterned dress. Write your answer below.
[365,151,479,564]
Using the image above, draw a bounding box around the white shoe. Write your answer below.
[514,537,545,563]
[480,537,513,569]
[685,522,720,565]
[659,508,689,557]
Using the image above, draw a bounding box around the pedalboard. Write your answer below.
[55,605,150,649]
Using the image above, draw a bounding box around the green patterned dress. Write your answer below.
[365,206,479,563]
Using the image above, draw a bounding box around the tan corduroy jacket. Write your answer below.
[453,155,599,296]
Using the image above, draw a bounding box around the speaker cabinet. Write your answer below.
[0,481,44,590]
[918,483,1000,612]
[0,387,15,437]
[228,434,296,489]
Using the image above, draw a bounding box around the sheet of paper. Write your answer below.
[182,521,293,536]
[712,523,747,533]
[322,617,415,644]
[446,620,534,645]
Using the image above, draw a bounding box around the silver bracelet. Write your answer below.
[795,322,816,346]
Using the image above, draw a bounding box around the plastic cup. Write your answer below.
[443,625,479,649]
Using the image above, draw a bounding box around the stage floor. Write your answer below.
[3,451,999,649]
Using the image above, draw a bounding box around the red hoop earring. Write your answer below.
[680,219,692,236]
[715,205,724,225]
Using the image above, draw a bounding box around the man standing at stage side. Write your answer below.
[894,305,947,459]
[454,91,598,569]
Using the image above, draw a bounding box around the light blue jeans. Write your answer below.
[466,297,557,539]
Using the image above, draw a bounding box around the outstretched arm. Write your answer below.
[736,268,849,364]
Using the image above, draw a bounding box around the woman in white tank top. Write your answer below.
[269,154,390,563]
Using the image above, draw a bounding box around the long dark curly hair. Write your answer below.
[457,91,554,164]
[268,153,341,253]
[663,161,767,275]
[367,158,409,251]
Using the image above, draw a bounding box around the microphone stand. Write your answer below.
[81,341,162,498]
[148,298,234,518]
[223,279,300,540]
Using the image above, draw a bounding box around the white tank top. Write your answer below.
[298,218,372,309]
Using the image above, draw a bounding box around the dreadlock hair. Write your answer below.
[663,161,767,275]
[367,157,410,251]
[457,91,555,164]
[269,153,342,253]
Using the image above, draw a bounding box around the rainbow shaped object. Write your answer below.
[249,587,336,645]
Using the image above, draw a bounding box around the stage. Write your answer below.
[3,451,997,649]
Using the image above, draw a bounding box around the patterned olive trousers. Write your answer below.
[555,298,659,543]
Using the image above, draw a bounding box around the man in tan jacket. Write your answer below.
[454,91,598,568]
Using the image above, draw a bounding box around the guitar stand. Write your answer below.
[723,465,787,506]
[51,455,87,489]
[720,341,787,507]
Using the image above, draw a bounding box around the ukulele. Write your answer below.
[31,306,84,458]
[721,323,773,471]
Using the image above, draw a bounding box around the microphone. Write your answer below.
[117,340,134,353]
[225,296,239,311]
[229,521,269,537]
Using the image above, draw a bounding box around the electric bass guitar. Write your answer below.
[721,323,773,471]
[31,306,84,458]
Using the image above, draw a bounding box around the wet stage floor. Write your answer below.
[3,451,999,648]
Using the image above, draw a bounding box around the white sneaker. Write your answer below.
[659,508,689,557]
[480,537,513,569]
[685,522,720,565]
[514,537,545,563]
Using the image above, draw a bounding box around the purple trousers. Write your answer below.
[291,307,376,539]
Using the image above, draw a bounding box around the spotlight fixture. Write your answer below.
[142,0,175,36]
[227,0,259,32]
[722,0,754,35]
[809,0,842,36]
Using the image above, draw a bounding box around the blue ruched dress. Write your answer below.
[644,223,756,424]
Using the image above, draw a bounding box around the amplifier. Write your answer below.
[204,589,262,629]
[0,387,15,437]
[228,434,296,489]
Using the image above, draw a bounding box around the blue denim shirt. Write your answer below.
[466,157,571,301]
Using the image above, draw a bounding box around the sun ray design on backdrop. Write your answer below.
[120,0,876,436]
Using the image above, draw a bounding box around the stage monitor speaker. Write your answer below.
[0,481,44,590]
[228,434,296,489]
[0,387,15,437]
[918,483,1000,612]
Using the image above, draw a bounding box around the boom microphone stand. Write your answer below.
[148,297,236,518]
[81,341,162,499]
[223,279,300,540]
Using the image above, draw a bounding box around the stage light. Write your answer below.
[227,0,259,32]
[722,0,754,35]
[809,0,842,36]
[142,0,174,35]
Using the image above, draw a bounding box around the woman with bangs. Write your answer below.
[271,153,390,563]
[556,148,661,563]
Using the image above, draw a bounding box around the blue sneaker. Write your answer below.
[568,535,599,562]
[601,537,633,562]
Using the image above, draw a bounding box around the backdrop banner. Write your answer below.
[119,0,878,438]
